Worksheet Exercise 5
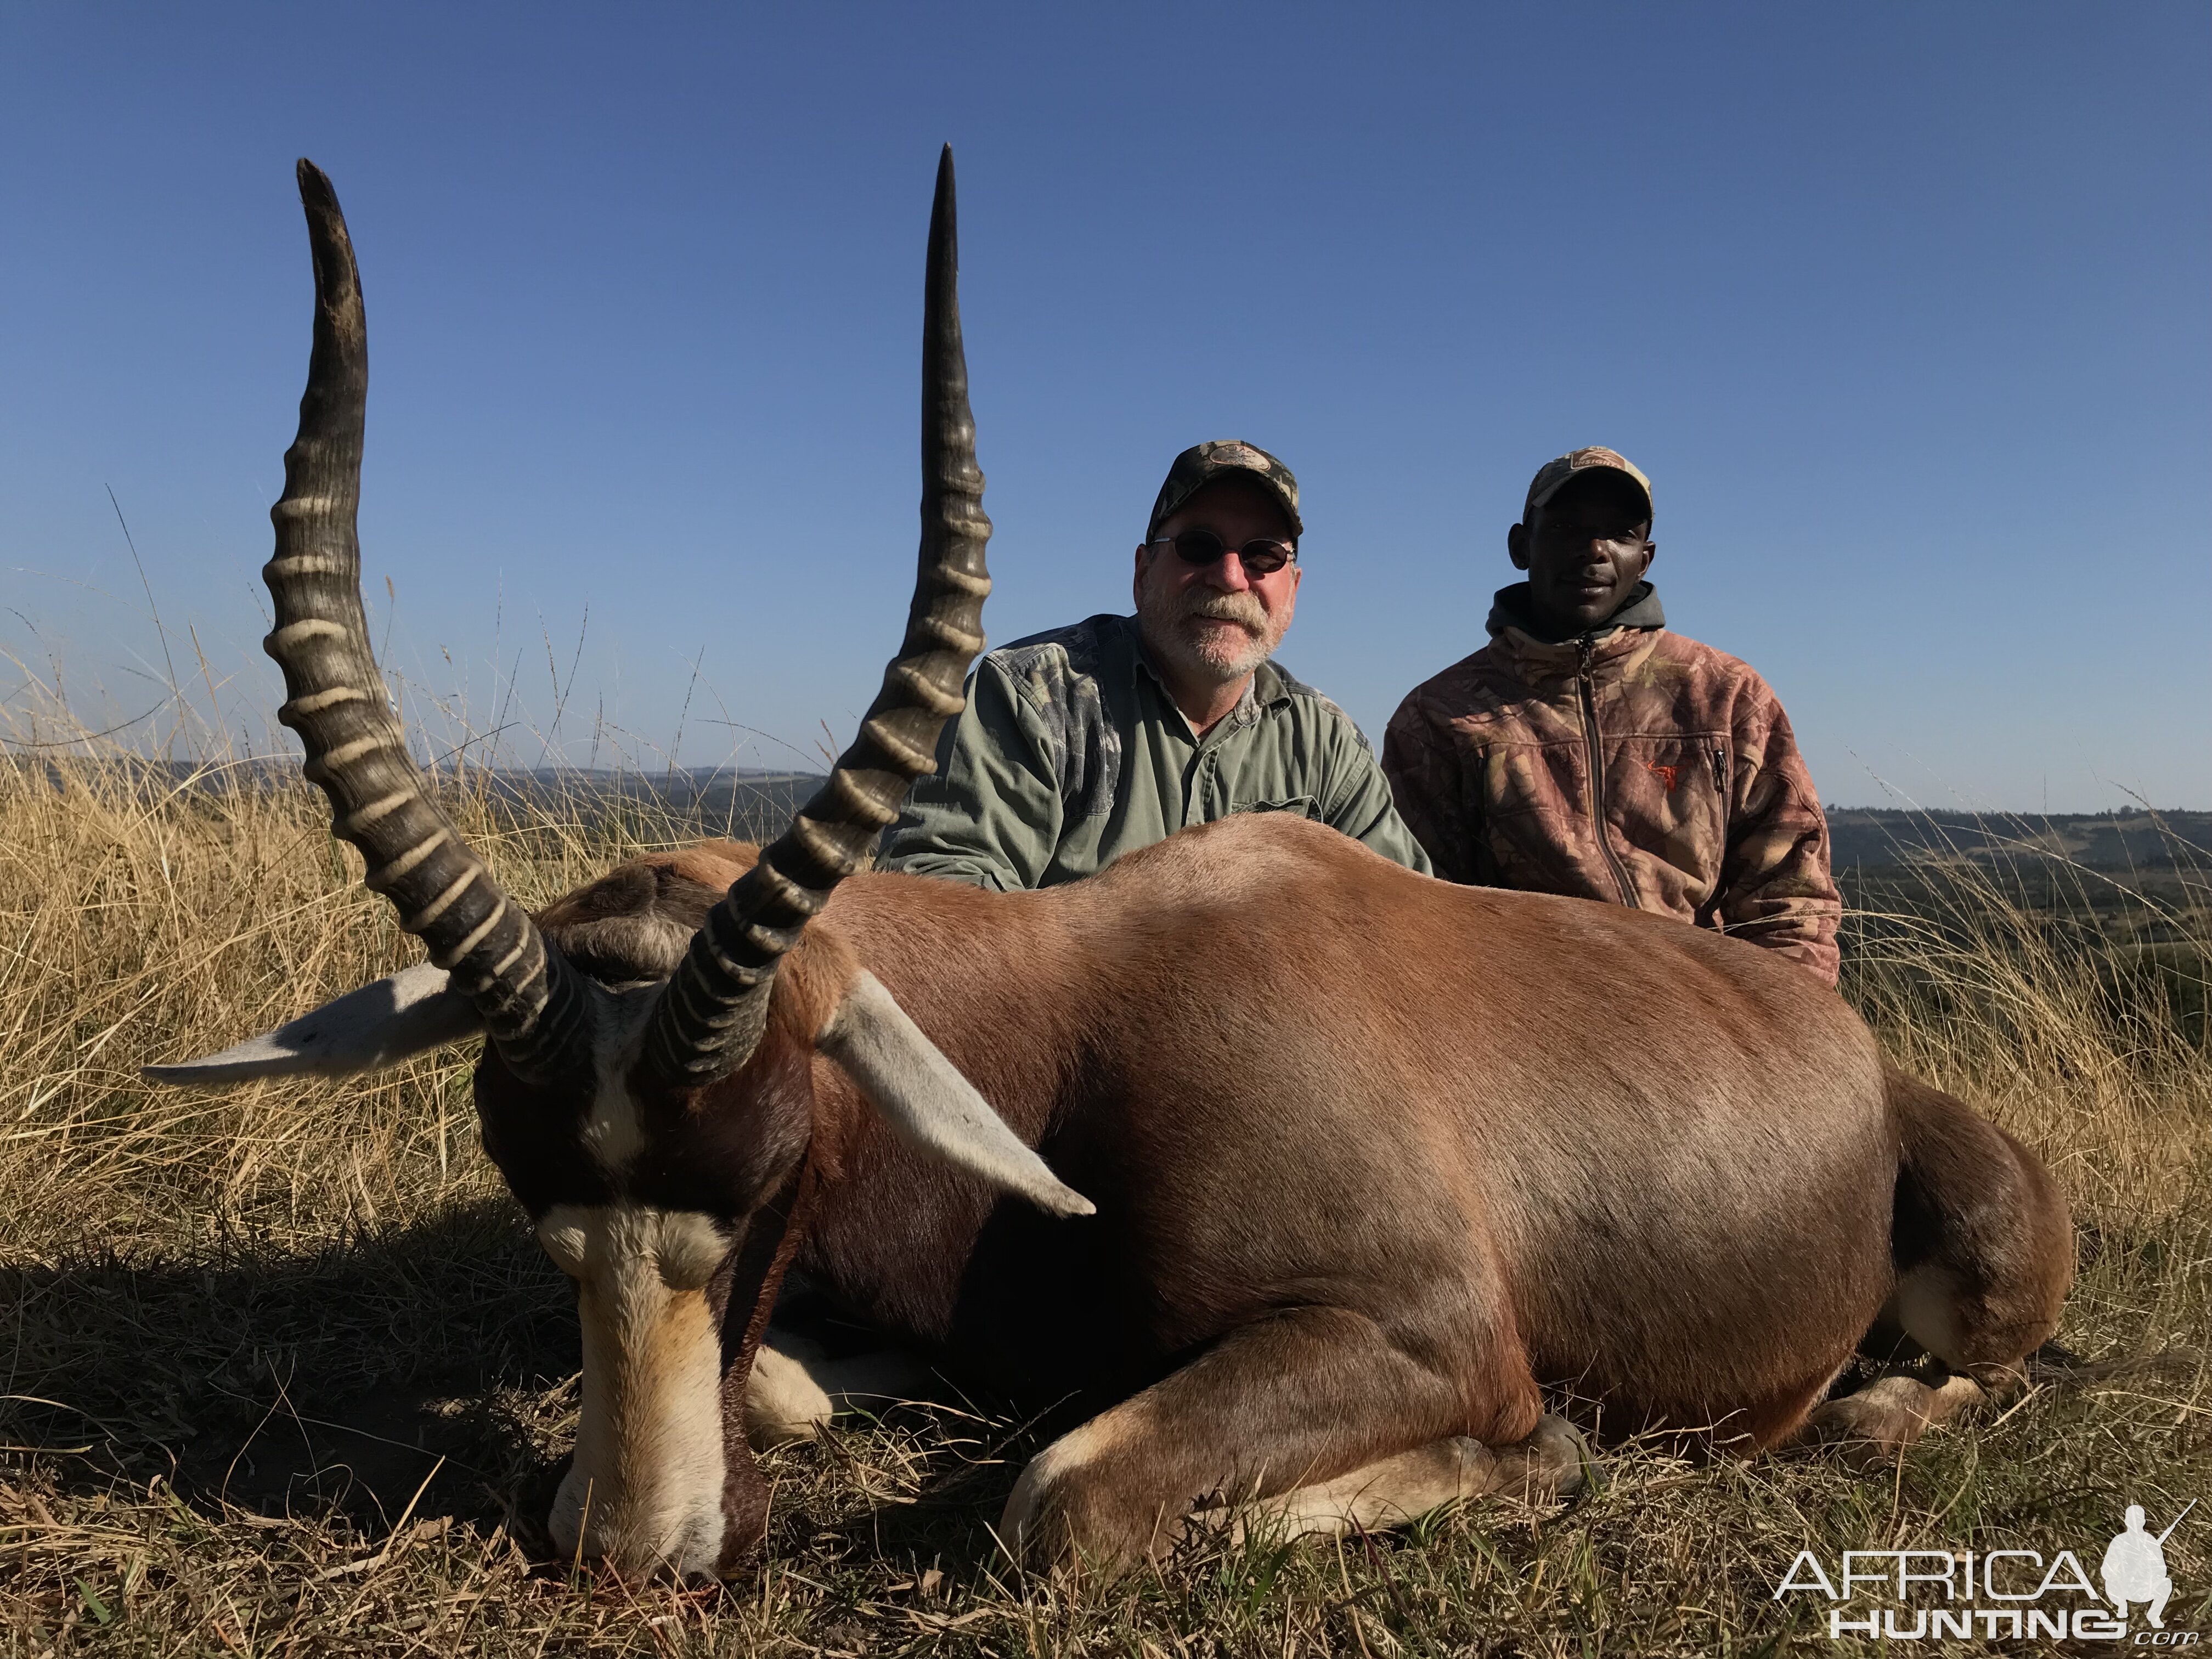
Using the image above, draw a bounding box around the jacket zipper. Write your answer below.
[1578,638,1639,907]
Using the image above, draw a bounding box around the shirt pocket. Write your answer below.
[1228,794,1321,820]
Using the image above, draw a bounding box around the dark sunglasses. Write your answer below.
[1149,528,1299,576]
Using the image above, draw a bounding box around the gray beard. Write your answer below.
[1139,592,1276,687]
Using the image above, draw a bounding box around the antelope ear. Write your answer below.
[142,962,482,1087]
[815,971,1094,1220]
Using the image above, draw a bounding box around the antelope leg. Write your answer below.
[1193,1414,1589,1544]
[1000,1300,1543,1573]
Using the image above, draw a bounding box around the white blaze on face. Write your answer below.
[540,1203,732,1581]
[578,1001,651,1173]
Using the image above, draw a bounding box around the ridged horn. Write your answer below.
[264,159,591,1085]
[644,144,990,1088]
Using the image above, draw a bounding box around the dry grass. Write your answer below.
[3,704,2209,1655]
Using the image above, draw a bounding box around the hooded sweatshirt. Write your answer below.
[1383,582,1842,985]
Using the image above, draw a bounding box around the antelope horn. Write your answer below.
[644,145,990,1088]
[264,159,591,1085]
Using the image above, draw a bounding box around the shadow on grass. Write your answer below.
[0,1198,576,1534]
[0,1200,1059,1575]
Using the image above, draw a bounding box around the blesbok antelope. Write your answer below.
[149,153,2074,1583]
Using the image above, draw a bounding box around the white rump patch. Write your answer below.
[1892,1266,1970,1369]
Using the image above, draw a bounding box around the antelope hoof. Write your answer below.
[1481,1412,1591,1503]
[1804,1372,1987,1467]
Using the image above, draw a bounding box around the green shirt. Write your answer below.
[882,612,1432,889]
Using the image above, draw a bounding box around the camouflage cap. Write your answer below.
[1148,439,1303,540]
[1522,446,1654,524]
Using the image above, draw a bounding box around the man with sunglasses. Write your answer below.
[1383,447,1842,983]
[882,439,1429,888]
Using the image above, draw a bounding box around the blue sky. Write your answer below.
[3,3,2206,810]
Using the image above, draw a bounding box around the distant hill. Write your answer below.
[1825,808,2212,873]
[478,766,822,841]
[5,755,826,845]
[14,753,2207,877]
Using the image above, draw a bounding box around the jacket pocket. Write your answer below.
[1476,743,1595,891]
[1613,736,1730,911]
[1482,745,1575,821]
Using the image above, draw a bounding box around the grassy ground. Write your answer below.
[2,741,2208,1655]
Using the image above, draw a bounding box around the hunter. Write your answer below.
[883,439,1430,885]
[1383,446,1842,984]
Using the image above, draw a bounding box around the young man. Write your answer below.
[1383,446,1841,983]
[882,439,1429,887]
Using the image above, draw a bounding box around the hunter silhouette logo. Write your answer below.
[1774,1499,2199,1643]
[2105,1500,2191,1629]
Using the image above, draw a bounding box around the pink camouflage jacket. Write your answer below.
[1383,585,1843,985]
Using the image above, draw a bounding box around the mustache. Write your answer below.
[1181,592,1267,631]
